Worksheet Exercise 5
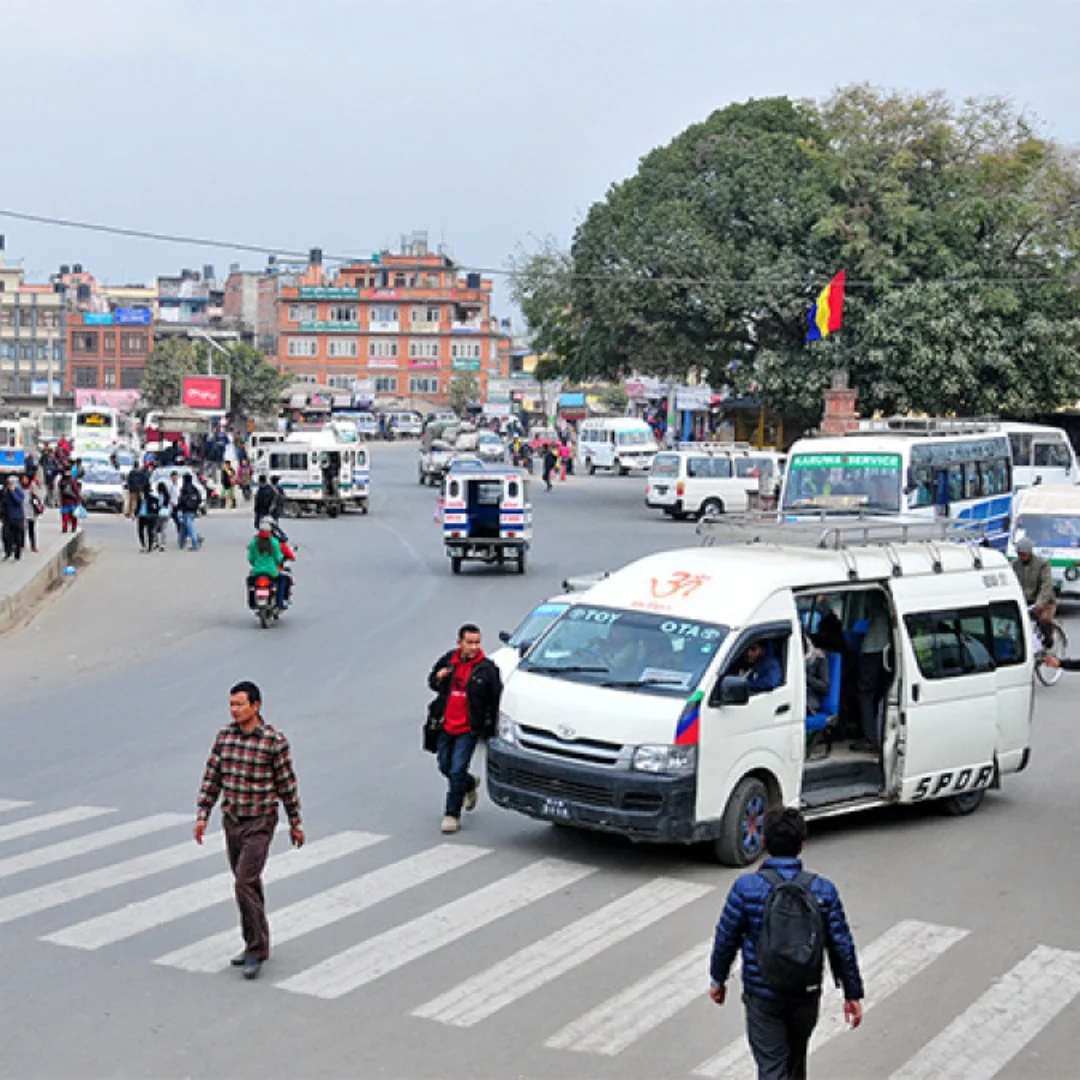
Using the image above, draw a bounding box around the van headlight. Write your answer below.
[497,711,518,745]
[632,745,697,775]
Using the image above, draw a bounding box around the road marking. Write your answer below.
[0,813,188,882]
[694,919,969,1078]
[0,799,31,813]
[157,842,492,974]
[890,944,1080,1080]
[546,942,708,1055]
[44,831,384,950]
[415,878,712,1027]
[0,806,115,845]
[0,837,219,927]
[276,857,595,1000]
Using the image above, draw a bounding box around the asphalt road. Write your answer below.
[0,443,1077,1079]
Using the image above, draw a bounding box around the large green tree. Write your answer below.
[560,86,1080,426]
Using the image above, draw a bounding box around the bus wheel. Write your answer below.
[327,504,340,518]
[940,788,986,816]
[715,777,768,867]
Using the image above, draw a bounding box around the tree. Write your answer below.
[532,356,563,422]
[220,343,288,425]
[562,87,1080,427]
[508,238,580,371]
[449,373,480,415]
[141,338,199,411]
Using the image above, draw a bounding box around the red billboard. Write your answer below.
[182,376,228,411]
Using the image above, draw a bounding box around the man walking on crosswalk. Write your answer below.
[708,808,863,1079]
[193,681,304,980]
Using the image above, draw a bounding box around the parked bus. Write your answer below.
[780,418,1013,547]
[38,410,76,445]
[999,422,1078,488]
[0,416,38,475]
[75,407,132,453]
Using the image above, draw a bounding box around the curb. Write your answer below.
[0,532,86,635]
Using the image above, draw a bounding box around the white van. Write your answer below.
[1010,486,1080,600]
[488,535,1033,866]
[1001,422,1078,488]
[646,445,785,519]
[578,418,658,475]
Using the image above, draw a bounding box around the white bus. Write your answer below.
[780,418,1013,547]
[999,422,1078,488]
[38,410,76,444]
[577,418,658,475]
[75,407,132,453]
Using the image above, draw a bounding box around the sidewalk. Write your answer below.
[0,512,85,634]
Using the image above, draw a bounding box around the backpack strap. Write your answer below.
[793,871,817,889]
[758,868,783,888]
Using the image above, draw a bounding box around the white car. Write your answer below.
[477,432,506,463]
[81,465,126,513]
[387,412,423,438]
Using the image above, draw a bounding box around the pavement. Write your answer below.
[0,443,1077,1079]
[0,508,84,635]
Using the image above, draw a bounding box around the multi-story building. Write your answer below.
[0,240,67,398]
[65,310,154,394]
[157,269,211,326]
[274,236,509,405]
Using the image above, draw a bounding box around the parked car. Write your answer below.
[81,465,126,513]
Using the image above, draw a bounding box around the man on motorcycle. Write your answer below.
[1013,537,1056,647]
[247,520,295,609]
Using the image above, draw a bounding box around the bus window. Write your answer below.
[289,453,308,471]
[1034,440,1071,469]
[1008,432,1032,467]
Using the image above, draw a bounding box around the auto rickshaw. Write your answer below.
[441,460,532,574]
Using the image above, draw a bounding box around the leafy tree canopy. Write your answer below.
[520,86,1080,425]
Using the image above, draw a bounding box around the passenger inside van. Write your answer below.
[803,633,831,715]
[735,641,783,694]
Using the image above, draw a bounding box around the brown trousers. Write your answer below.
[223,812,277,960]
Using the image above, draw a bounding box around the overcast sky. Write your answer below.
[2,0,1077,322]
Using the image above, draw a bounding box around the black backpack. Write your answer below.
[756,869,825,996]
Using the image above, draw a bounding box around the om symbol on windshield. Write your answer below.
[650,571,711,600]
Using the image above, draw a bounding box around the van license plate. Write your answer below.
[655,486,668,494]
[542,797,571,820]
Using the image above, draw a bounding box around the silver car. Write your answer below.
[81,465,125,513]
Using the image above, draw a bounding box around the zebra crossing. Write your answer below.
[3,795,1080,1077]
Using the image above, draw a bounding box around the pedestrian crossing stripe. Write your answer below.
[4,799,1080,1078]
[0,798,31,814]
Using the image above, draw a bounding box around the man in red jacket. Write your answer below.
[428,624,502,834]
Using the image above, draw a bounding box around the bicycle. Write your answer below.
[1030,606,1068,687]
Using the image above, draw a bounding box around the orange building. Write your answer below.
[274,237,509,406]
[65,310,154,393]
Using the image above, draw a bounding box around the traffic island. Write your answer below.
[0,529,87,635]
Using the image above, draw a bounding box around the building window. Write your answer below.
[104,369,116,389]
[287,337,319,357]
[71,331,99,355]
[374,375,398,393]
[288,371,318,384]
[450,341,482,359]
[408,339,440,359]
[411,306,441,325]
[327,338,359,358]
[394,273,407,288]
[119,367,143,390]
[103,333,116,355]
[73,366,99,388]
[369,340,398,358]
[409,376,439,394]
[426,274,439,288]
[329,305,357,322]
[327,374,354,390]
[120,333,149,355]
[288,304,317,322]
[369,305,399,323]
[19,343,32,360]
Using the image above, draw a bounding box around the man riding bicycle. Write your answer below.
[1013,537,1056,647]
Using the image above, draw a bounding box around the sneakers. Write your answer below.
[464,776,479,812]
[440,815,460,834]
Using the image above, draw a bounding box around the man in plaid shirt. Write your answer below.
[194,680,304,980]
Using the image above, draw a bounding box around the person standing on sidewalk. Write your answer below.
[709,808,863,1080]
[20,473,44,553]
[1,474,26,560]
[58,469,82,534]
[427,624,502,834]
[194,681,304,981]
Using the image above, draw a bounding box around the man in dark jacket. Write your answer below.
[709,808,863,1079]
[428,623,502,835]
[125,462,150,519]
[253,475,276,529]
[1,474,26,560]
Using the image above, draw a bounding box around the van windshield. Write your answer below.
[651,454,680,477]
[617,430,650,446]
[1016,514,1080,548]
[782,452,902,513]
[521,605,728,695]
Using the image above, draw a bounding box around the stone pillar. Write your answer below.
[821,370,858,435]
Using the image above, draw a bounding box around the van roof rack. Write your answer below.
[696,514,992,577]
[847,416,1000,437]
[675,440,754,453]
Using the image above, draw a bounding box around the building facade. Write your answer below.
[65,310,154,393]
[0,244,66,398]
[274,238,509,405]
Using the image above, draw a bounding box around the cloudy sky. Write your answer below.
[2,0,1077,320]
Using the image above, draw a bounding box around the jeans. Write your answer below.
[436,730,478,817]
[744,992,821,1080]
[223,812,277,961]
[179,511,200,550]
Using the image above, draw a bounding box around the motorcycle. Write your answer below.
[247,524,295,629]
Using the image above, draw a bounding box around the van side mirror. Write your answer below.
[498,630,511,644]
[710,675,750,708]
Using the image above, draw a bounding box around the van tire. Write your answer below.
[715,777,769,867]
[940,788,986,816]
[699,498,724,520]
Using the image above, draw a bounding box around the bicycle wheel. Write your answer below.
[1036,622,1068,686]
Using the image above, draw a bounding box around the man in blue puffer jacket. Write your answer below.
[709,808,864,1079]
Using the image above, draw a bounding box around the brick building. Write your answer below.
[275,236,510,405]
[65,310,154,393]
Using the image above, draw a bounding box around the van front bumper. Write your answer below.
[486,738,705,843]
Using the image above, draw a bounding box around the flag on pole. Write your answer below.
[806,270,846,342]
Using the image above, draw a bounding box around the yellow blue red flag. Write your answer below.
[806,270,846,342]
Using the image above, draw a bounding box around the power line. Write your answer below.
[0,206,1072,291]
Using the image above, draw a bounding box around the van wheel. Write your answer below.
[715,777,769,867]
[699,498,724,520]
[940,788,986,816]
